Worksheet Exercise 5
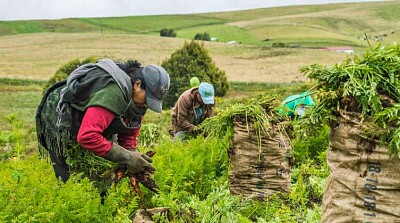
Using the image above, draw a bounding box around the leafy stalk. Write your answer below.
[299,44,400,157]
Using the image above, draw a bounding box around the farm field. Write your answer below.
[0,32,350,83]
[1,1,400,83]
[0,1,399,222]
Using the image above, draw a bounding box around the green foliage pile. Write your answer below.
[299,44,400,157]
[43,56,99,93]
[62,123,161,192]
[161,41,229,108]
[200,95,285,142]
[160,28,177,37]
[63,143,117,192]
[194,32,211,41]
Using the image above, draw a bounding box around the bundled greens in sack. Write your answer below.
[300,44,400,223]
[200,95,294,199]
[299,44,400,157]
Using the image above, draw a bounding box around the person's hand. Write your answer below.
[105,144,156,175]
[192,126,203,135]
[127,149,155,174]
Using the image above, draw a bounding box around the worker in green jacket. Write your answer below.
[36,59,170,186]
[280,91,315,118]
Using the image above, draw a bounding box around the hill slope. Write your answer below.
[0,1,399,83]
[1,1,399,46]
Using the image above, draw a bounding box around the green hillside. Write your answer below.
[0,1,399,47]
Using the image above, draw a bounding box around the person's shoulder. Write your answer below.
[86,82,127,115]
[102,82,120,90]
[179,88,195,97]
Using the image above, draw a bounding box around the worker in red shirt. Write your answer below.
[36,59,170,184]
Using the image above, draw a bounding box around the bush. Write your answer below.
[0,115,33,161]
[272,42,286,48]
[161,41,229,108]
[0,155,139,222]
[194,32,211,41]
[43,56,99,93]
[160,28,176,37]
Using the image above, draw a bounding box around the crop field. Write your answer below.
[0,1,399,222]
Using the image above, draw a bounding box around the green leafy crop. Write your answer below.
[299,44,400,157]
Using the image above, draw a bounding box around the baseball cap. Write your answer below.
[140,65,170,113]
[198,82,215,105]
[190,77,200,88]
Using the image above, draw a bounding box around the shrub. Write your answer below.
[160,28,176,37]
[0,154,138,222]
[272,42,286,48]
[194,32,211,41]
[0,115,31,161]
[43,56,99,93]
[161,41,229,108]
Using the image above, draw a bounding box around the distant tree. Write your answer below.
[161,41,229,108]
[160,28,169,37]
[272,42,286,48]
[168,29,177,37]
[194,33,202,40]
[202,32,211,41]
[160,28,176,37]
[193,32,211,41]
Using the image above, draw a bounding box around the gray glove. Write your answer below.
[105,144,155,174]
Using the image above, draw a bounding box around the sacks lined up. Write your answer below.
[322,111,400,223]
[229,119,292,200]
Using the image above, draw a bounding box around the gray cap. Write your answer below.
[140,64,170,113]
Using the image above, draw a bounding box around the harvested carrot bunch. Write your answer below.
[114,150,159,196]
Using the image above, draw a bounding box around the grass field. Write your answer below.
[1,1,399,84]
[0,32,352,82]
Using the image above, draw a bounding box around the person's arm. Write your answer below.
[77,106,154,174]
[176,97,196,131]
[77,106,116,157]
[118,123,141,149]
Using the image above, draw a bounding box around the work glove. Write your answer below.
[191,126,203,135]
[105,144,155,174]
[130,149,159,193]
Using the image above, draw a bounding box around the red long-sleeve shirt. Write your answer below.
[77,106,141,157]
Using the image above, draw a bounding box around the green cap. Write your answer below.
[190,77,200,88]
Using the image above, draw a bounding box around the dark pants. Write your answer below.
[48,149,70,183]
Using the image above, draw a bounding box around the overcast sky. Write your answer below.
[0,0,382,21]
